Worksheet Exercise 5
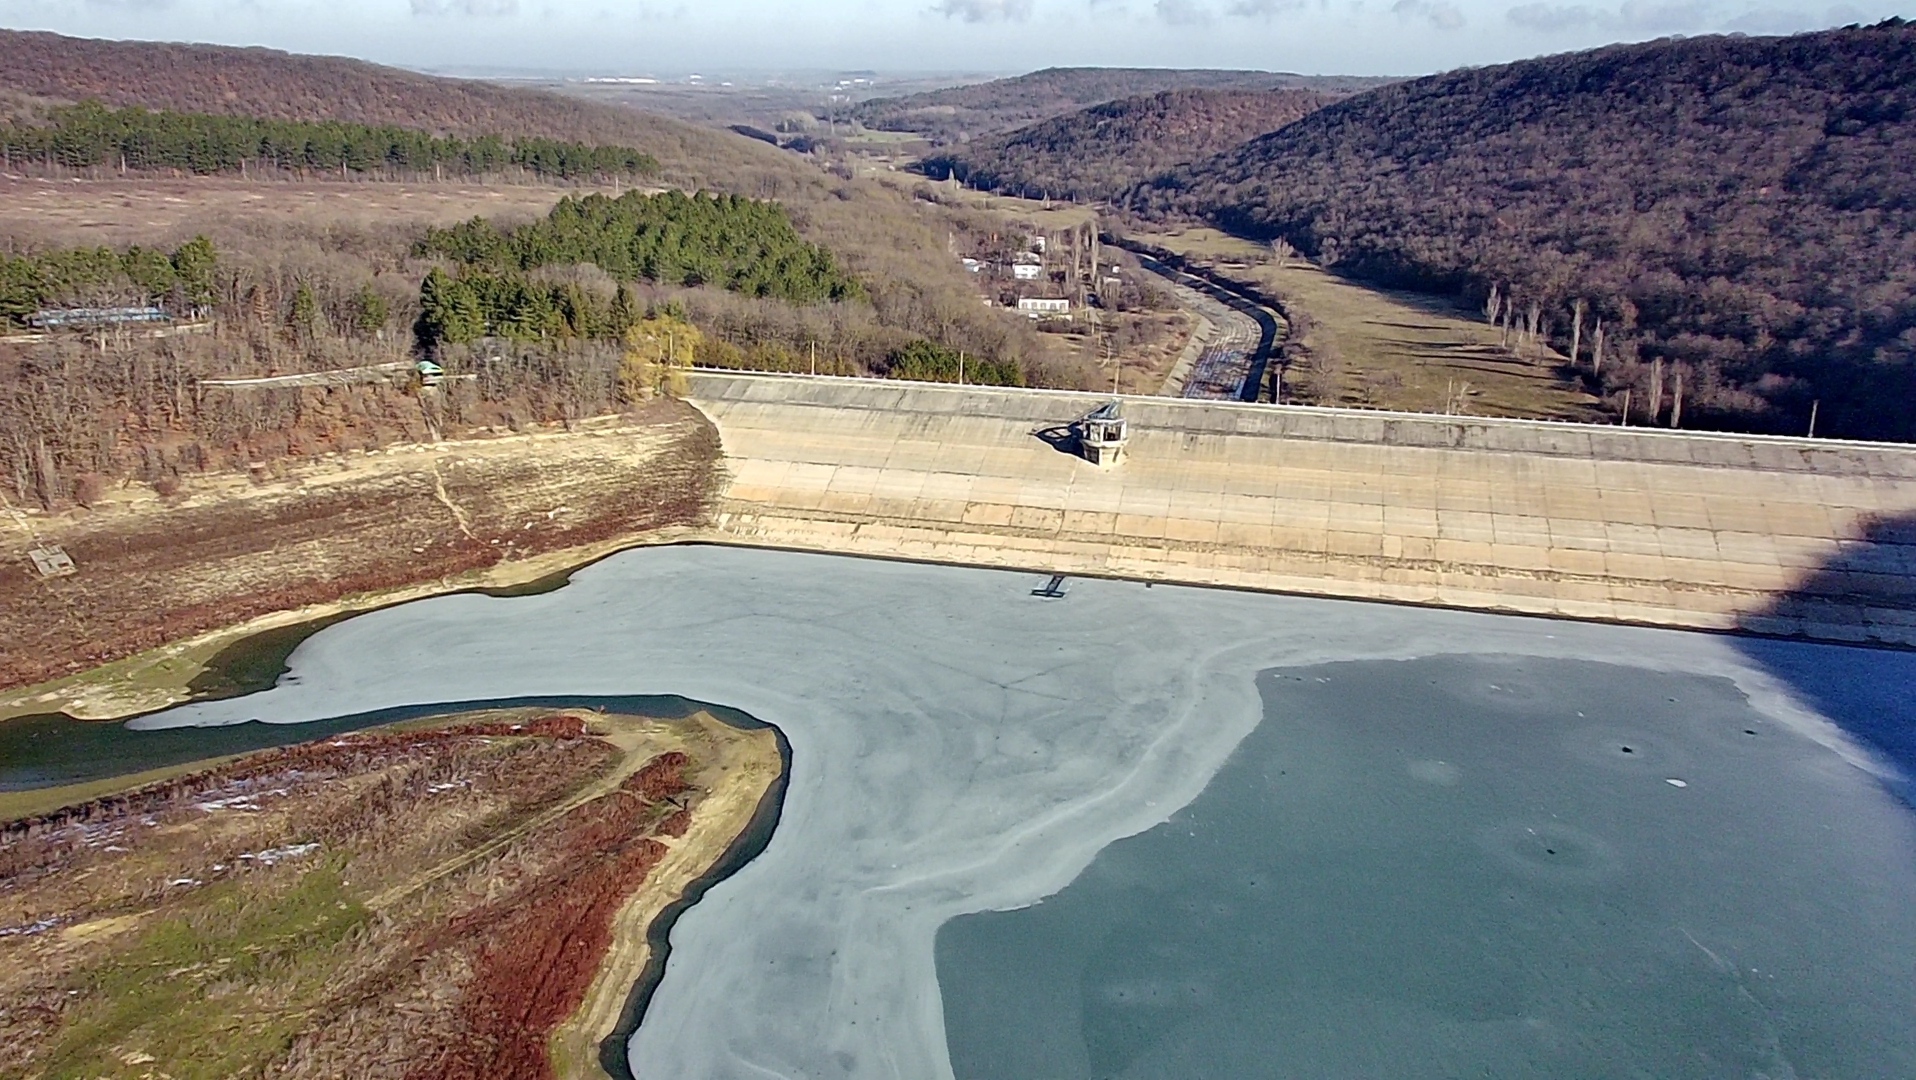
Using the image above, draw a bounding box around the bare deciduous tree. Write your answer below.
[1569,298,1587,368]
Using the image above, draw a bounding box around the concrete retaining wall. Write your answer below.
[686,371,1916,645]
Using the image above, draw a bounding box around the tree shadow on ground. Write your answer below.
[1732,511,1916,801]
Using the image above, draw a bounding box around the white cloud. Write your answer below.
[1722,3,1813,29]
[1155,0,1213,23]
[410,0,517,14]
[1615,0,1712,30]
[1505,0,1723,31]
[1228,0,1306,15]
[1506,2,1600,28]
[933,0,1036,20]
[1392,0,1464,28]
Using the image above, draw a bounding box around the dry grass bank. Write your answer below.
[0,175,604,251]
[0,706,780,1080]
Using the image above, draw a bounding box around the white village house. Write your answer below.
[1016,297,1071,318]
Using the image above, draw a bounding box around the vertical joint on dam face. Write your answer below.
[1075,401,1128,467]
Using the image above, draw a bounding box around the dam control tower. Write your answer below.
[1075,401,1128,466]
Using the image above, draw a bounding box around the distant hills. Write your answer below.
[0,29,790,192]
[919,88,1338,203]
[846,67,1385,142]
[1133,22,1916,441]
[0,31,1042,389]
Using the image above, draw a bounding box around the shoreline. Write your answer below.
[574,717,792,1080]
[119,544,1915,1078]
[6,365,1911,729]
[11,524,1915,734]
[0,701,788,1080]
[0,525,706,725]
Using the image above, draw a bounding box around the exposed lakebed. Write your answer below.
[71,546,1916,1078]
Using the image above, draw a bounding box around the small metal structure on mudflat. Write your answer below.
[1073,401,1128,466]
[27,545,76,579]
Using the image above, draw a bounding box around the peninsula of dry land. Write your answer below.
[0,706,783,1080]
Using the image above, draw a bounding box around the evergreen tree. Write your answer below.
[351,284,390,336]
[416,190,863,307]
[418,268,485,344]
[289,283,320,338]
[0,101,660,181]
[0,237,219,326]
[609,282,637,335]
[170,237,218,309]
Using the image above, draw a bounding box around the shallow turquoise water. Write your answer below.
[937,655,1916,1079]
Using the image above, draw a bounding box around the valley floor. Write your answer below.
[1136,226,1604,420]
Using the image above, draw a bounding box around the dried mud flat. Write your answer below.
[0,706,781,1080]
[0,399,720,718]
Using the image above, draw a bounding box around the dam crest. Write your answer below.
[686,370,1916,646]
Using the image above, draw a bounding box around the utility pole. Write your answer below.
[1808,399,1819,438]
[809,341,817,376]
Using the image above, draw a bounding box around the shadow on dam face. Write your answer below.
[1733,511,1916,800]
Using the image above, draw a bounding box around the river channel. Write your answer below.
[11,545,1915,1078]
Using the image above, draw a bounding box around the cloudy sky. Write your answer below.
[0,0,1904,76]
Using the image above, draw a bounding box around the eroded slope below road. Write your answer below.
[0,400,720,719]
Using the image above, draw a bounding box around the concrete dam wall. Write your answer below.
[686,371,1916,645]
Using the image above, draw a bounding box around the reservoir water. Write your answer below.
[32,546,1915,1078]
[939,655,1916,1078]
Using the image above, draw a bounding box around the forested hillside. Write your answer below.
[415,191,863,344]
[0,29,791,194]
[0,101,658,180]
[0,30,665,145]
[1137,21,1916,441]
[1,237,216,323]
[420,192,859,304]
[920,89,1335,202]
[848,67,1380,142]
[0,32,1066,389]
